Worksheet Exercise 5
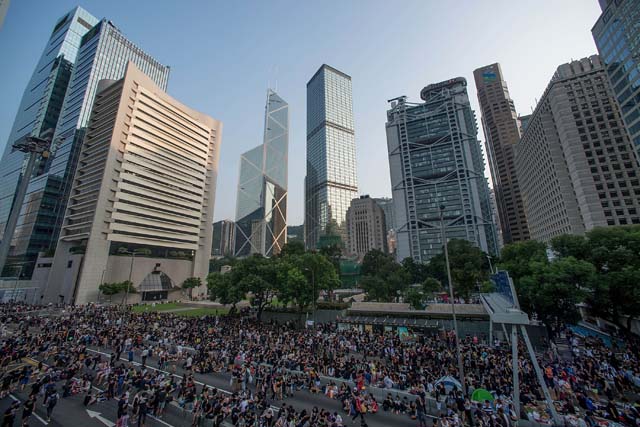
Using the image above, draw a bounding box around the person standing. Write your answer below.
[46,389,59,422]
[2,401,19,427]
[22,395,36,427]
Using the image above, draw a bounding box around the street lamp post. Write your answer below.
[124,252,136,307]
[0,136,53,277]
[304,267,317,328]
[12,265,23,302]
[440,205,467,396]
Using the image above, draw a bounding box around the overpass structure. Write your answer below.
[481,271,561,425]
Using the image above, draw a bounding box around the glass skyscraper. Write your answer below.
[305,64,358,250]
[386,78,498,262]
[0,10,169,277]
[592,0,640,163]
[235,90,288,257]
[0,7,98,276]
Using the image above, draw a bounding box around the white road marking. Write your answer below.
[86,348,280,411]
[86,409,116,427]
[9,394,49,425]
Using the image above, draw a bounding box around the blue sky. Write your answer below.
[0,0,602,225]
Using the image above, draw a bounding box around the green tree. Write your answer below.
[402,257,429,284]
[181,277,202,300]
[359,250,409,302]
[406,288,424,310]
[207,272,244,313]
[550,234,588,260]
[427,239,490,301]
[498,240,548,282]
[233,254,277,321]
[278,241,305,258]
[422,277,442,295]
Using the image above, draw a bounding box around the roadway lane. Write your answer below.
[85,345,418,427]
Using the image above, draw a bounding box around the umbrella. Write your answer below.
[471,388,494,402]
[435,376,462,392]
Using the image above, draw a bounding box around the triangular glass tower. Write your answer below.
[234,90,289,257]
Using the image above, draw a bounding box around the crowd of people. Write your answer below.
[0,302,639,427]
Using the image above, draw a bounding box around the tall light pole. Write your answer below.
[304,266,317,328]
[12,265,23,302]
[0,135,54,277]
[440,205,466,395]
[118,248,137,307]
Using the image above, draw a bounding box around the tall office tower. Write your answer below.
[515,56,640,243]
[345,195,387,259]
[373,197,397,254]
[474,64,530,244]
[45,63,222,304]
[386,78,498,262]
[234,90,288,257]
[0,7,98,276]
[212,220,235,257]
[519,115,532,133]
[0,13,169,279]
[305,64,358,250]
[488,189,504,249]
[593,0,640,163]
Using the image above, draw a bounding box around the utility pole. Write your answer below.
[440,205,466,395]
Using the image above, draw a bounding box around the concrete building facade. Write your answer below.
[373,197,397,255]
[45,63,222,304]
[345,195,387,259]
[386,78,498,262]
[515,56,640,242]
[474,63,530,244]
[0,10,169,279]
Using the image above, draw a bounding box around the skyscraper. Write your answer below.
[0,13,169,277]
[45,63,222,304]
[373,197,397,255]
[386,78,498,262]
[474,63,530,244]
[212,220,235,257]
[345,195,387,259]
[592,0,640,163]
[0,7,98,277]
[234,89,288,257]
[305,64,358,250]
[515,56,640,242]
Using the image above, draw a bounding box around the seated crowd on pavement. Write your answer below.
[1,302,639,427]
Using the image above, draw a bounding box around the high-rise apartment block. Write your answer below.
[0,8,169,278]
[45,63,222,304]
[212,220,235,257]
[592,0,640,163]
[515,56,640,242]
[386,78,498,262]
[234,90,288,257]
[474,63,530,244]
[345,195,387,259]
[305,64,358,250]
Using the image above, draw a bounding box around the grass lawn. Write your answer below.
[132,303,229,317]
[131,302,182,313]
[175,307,229,317]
